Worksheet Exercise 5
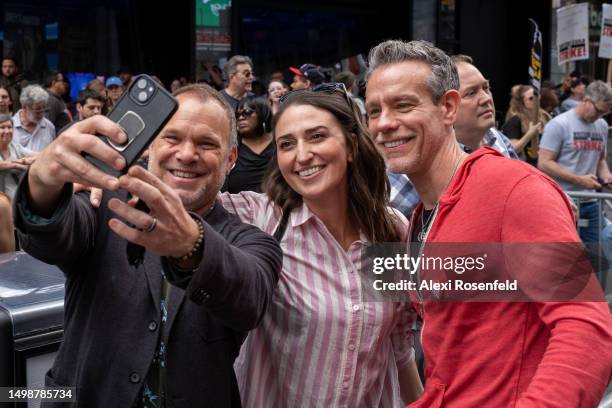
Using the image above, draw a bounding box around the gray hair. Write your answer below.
[585,80,612,104]
[223,55,253,78]
[366,40,459,103]
[173,83,238,147]
[0,113,12,125]
[19,85,49,107]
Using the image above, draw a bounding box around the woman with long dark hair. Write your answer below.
[221,85,422,407]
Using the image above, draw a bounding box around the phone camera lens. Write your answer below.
[138,91,148,102]
[137,79,147,89]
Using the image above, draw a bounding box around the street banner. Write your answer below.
[599,4,612,59]
[528,19,542,94]
[557,3,590,65]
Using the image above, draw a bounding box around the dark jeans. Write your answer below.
[579,201,608,289]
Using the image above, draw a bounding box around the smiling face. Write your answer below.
[274,104,352,206]
[454,62,495,140]
[366,61,453,176]
[148,93,237,213]
[268,81,285,103]
[0,119,12,148]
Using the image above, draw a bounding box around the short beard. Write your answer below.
[179,172,227,213]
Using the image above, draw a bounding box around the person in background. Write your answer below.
[105,76,125,110]
[220,55,255,111]
[75,89,106,121]
[0,192,14,253]
[451,54,518,159]
[0,57,22,111]
[289,63,325,90]
[57,89,107,136]
[502,84,549,166]
[44,70,71,130]
[119,67,134,87]
[0,113,36,200]
[170,79,181,93]
[540,86,560,117]
[12,85,55,152]
[539,80,612,266]
[0,85,16,115]
[556,70,580,103]
[222,98,274,194]
[335,70,367,120]
[266,80,287,115]
[560,77,589,113]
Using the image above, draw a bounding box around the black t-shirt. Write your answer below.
[222,140,275,194]
[220,89,240,111]
[502,115,538,166]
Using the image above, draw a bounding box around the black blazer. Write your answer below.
[14,182,281,408]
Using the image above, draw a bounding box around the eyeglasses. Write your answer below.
[589,99,611,118]
[241,70,254,78]
[236,108,255,118]
[279,82,352,106]
[28,106,49,114]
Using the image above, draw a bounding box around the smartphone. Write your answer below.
[85,74,178,177]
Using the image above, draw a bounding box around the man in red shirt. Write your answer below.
[365,39,612,407]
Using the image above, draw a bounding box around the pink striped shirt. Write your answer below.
[219,192,415,408]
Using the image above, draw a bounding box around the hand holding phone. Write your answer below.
[85,74,178,177]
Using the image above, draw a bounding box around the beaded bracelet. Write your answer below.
[172,217,205,262]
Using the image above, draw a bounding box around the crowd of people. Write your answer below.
[1,39,611,408]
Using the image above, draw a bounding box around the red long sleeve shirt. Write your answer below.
[408,148,612,407]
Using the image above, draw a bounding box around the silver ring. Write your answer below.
[145,217,158,233]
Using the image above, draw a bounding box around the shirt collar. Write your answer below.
[13,110,47,129]
[12,111,23,128]
[483,128,497,146]
[290,202,316,227]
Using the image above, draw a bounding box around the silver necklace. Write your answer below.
[416,155,464,242]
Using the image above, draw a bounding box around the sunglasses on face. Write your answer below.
[241,70,254,78]
[589,99,611,117]
[279,82,352,106]
[236,108,255,118]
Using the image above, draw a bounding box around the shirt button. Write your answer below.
[129,373,141,383]
[348,344,355,351]
[352,304,360,312]
[148,321,158,332]
[343,381,349,388]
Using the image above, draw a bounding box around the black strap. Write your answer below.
[273,210,290,242]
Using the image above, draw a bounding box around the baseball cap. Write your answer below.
[105,76,123,88]
[289,63,325,85]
